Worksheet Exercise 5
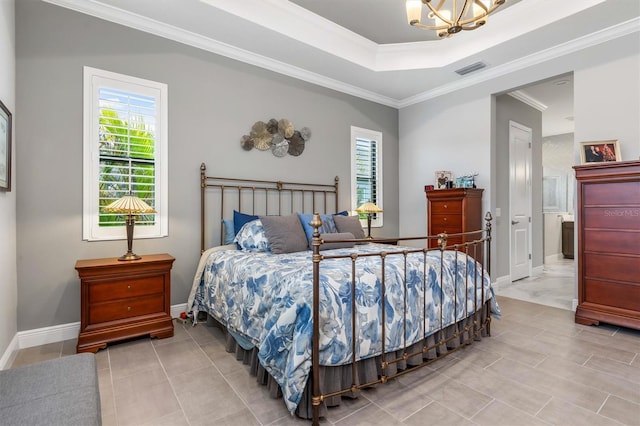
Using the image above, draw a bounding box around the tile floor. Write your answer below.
[11,293,640,426]
[495,258,575,311]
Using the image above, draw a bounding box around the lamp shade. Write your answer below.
[356,202,383,214]
[102,194,156,261]
[103,194,156,214]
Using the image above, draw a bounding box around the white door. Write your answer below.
[509,121,532,281]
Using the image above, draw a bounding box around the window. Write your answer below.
[83,67,168,241]
[351,126,383,227]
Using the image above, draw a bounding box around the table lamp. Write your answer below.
[103,193,156,261]
[356,202,383,239]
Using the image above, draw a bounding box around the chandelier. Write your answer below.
[406,0,506,38]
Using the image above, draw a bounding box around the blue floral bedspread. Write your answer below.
[187,244,500,413]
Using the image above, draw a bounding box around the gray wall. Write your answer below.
[495,94,543,278]
[399,32,639,280]
[0,0,17,363]
[15,1,399,331]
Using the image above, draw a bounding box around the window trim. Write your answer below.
[350,126,383,228]
[83,66,168,241]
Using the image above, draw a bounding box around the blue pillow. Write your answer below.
[222,219,235,245]
[297,213,338,242]
[233,210,259,236]
[335,210,349,216]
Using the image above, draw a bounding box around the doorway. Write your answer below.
[497,73,576,311]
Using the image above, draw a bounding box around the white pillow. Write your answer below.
[233,219,271,252]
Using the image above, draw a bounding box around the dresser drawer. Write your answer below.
[430,214,462,229]
[584,279,640,312]
[584,207,640,230]
[89,276,164,303]
[584,253,640,283]
[89,294,165,324]
[430,201,462,215]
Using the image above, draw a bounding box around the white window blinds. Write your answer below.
[83,67,168,241]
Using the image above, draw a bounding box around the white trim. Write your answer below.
[0,334,19,370]
[572,299,578,312]
[171,303,187,319]
[491,275,512,292]
[18,322,81,350]
[545,253,566,264]
[508,90,548,112]
[350,126,383,229]
[42,1,639,108]
[82,66,169,241]
[1,303,187,365]
[399,18,640,107]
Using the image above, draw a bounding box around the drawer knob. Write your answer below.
[127,307,131,312]
[444,204,448,208]
[444,217,447,221]
[127,285,131,290]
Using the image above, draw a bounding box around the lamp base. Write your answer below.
[118,252,141,261]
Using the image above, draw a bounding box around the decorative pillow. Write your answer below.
[222,218,235,245]
[318,232,355,251]
[335,210,349,217]
[260,214,309,254]
[233,210,259,236]
[297,213,338,242]
[333,214,366,240]
[234,219,270,252]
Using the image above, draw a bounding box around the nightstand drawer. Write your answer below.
[430,201,462,214]
[76,253,175,353]
[89,276,164,303]
[89,294,165,324]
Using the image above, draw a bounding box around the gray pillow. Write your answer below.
[333,215,366,240]
[259,214,309,254]
[317,232,355,251]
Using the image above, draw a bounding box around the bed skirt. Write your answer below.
[206,299,491,419]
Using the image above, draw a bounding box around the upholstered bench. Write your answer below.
[0,353,101,425]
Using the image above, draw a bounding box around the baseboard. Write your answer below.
[2,303,188,362]
[171,303,187,319]
[545,253,564,263]
[572,299,578,312]
[491,275,511,291]
[18,322,81,350]
[0,334,19,370]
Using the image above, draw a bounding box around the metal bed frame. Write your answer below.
[198,163,493,425]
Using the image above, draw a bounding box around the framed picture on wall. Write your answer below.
[579,140,621,165]
[435,170,453,189]
[0,99,12,192]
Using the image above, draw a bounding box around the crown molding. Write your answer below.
[42,0,638,109]
[508,91,548,112]
[42,0,400,107]
[398,17,640,108]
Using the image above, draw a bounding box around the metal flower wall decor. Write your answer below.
[240,118,311,157]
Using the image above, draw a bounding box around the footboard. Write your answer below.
[309,213,493,425]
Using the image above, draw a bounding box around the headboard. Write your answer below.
[200,163,340,252]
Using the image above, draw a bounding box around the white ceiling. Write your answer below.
[45,0,638,123]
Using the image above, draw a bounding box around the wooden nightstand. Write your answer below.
[75,253,175,353]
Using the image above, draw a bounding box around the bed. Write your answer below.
[187,163,499,424]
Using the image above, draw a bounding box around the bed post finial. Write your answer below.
[485,211,492,275]
[437,232,448,250]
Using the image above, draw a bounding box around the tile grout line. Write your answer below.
[187,322,267,426]
[152,322,195,426]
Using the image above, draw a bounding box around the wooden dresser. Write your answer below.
[574,161,640,330]
[76,253,175,353]
[425,188,484,260]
